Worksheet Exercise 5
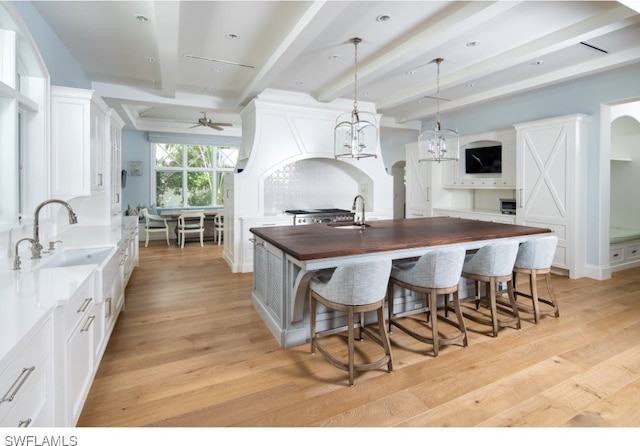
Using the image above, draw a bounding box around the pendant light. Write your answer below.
[334,37,378,160]
[418,58,459,163]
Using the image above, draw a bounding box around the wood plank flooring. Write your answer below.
[77,241,640,427]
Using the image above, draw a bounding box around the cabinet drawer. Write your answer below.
[0,318,52,423]
[609,247,624,264]
[0,359,51,427]
[66,278,94,335]
[625,244,640,261]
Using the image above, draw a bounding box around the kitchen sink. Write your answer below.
[327,222,370,229]
[39,247,116,269]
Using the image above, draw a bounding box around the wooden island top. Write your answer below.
[250,217,552,261]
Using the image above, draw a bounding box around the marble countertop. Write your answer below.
[0,215,138,369]
[0,264,96,367]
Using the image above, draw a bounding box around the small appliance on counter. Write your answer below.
[500,198,517,215]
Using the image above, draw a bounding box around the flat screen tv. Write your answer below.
[465,145,502,174]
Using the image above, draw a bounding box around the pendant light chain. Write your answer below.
[434,57,443,130]
[352,37,361,115]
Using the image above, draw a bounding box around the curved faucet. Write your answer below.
[13,238,36,270]
[32,199,78,259]
[352,195,366,226]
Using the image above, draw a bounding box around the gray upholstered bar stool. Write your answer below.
[387,247,467,357]
[461,240,521,337]
[511,235,560,323]
[309,259,393,386]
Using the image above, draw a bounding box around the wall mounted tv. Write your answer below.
[464,145,502,174]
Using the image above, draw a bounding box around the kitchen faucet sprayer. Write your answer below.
[352,195,366,226]
[32,199,78,259]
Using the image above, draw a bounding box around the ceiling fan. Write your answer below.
[190,112,233,131]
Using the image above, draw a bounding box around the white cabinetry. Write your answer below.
[0,317,54,428]
[51,86,110,199]
[110,110,125,215]
[54,274,96,426]
[443,128,516,189]
[515,114,589,278]
[240,216,293,273]
[433,208,516,224]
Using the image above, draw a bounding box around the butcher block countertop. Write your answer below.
[250,217,552,261]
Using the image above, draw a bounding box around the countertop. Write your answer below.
[0,215,138,369]
[0,264,96,366]
[250,217,552,261]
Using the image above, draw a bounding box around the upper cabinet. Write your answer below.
[109,110,125,215]
[443,128,516,189]
[51,86,110,199]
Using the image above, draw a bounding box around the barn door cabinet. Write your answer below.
[51,86,110,199]
[514,114,589,278]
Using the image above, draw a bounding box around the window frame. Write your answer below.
[151,142,237,209]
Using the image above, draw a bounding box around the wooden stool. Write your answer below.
[461,241,520,337]
[387,247,467,357]
[511,235,560,323]
[309,259,393,386]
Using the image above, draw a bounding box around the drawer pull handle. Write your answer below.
[81,315,96,332]
[1,366,35,404]
[18,418,32,428]
[77,298,93,313]
[632,250,638,254]
[613,253,620,258]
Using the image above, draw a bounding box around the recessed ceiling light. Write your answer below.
[376,15,391,22]
[295,81,305,86]
[466,83,475,88]
[466,41,480,47]
[212,67,224,73]
[144,57,156,63]
[135,14,149,23]
[329,55,341,60]
[226,33,239,40]
[405,70,416,75]
[531,60,544,66]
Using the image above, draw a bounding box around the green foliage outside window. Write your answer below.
[154,143,237,208]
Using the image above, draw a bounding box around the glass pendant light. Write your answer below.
[334,37,378,160]
[419,58,459,163]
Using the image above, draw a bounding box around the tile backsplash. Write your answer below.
[263,159,365,215]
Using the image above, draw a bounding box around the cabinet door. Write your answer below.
[405,142,432,216]
[51,88,92,198]
[515,115,588,277]
[66,308,95,426]
[90,102,107,192]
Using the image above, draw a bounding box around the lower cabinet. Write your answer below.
[54,274,96,426]
[0,318,54,427]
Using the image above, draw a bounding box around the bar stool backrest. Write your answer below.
[514,236,558,270]
[393,247,465,289]
[463,240,520,277]
[311,259,392,306]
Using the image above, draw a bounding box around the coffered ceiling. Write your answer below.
[31,1,640,136]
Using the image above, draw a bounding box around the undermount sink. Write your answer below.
[327,222,370,229]
[39,247,116,269]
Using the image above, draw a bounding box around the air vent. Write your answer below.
[579,41,608,54]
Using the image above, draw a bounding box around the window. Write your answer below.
[153,143,238,208]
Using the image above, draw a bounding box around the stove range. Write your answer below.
[285,208,355,225]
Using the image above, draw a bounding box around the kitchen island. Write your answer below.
[250,217,551,347]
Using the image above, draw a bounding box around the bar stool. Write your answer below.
[309,259,393,386]
[461,240,520,337]
[387,247,467,357]
[511,235,560,323]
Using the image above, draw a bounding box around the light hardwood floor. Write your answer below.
[78,241,640,427]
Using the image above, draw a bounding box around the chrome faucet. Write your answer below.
[32,199,78,259]
[352,195,366,226]
[13,238,36,270]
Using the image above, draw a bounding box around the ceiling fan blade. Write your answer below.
[207,122,232,131]
[189,124,201,129]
